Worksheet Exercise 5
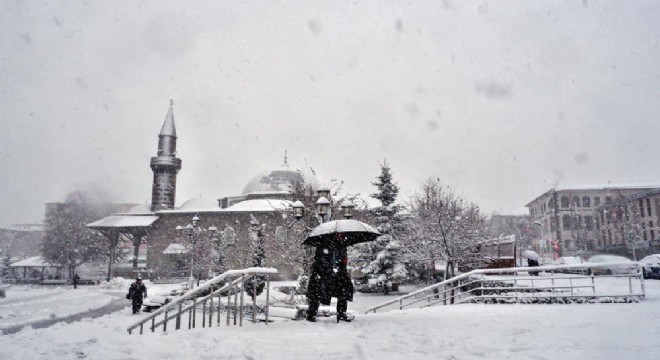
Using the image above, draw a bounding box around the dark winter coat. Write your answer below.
[72,275,80,285]
[306,246,354,305]
[128,282,147,301]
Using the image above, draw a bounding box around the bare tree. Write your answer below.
[408,178,486,278]
[41,191,107,280]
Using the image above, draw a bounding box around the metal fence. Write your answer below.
[127,267,278,335]
[365,262,645,314]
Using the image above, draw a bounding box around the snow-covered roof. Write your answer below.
[178,198,220,211]
[87,215,159,228]
[223,199,292,212]
[10,256,60,267]
[116,204,154,215]
[163,243,187,254]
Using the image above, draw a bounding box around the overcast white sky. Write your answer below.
[1,0,660,227]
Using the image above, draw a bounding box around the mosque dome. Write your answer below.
[241,168,318,196]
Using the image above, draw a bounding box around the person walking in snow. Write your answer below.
[127,277,148,314]
[306,245,354,323]
[72,274,80,289]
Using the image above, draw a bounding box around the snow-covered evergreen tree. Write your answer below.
[245,216,266,299]
[358,161,408,290]
[1,253,11,278]
[371,160,399,207]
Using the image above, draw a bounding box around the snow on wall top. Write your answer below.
[223,199,292,212]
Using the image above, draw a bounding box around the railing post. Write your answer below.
[192,298,197,328]
[217,295,221,326]
[176,302,182,330]
[188,306,192,329]
[442,284,447,305]
[252,276,257,323]
[226,286,231,326]
[640,265,646,298]
[151,317,155,333]
[569,278,574,296]
[551,273,556,303]
[265,275,271,325]
[163,311,168,332]
[629,273,633,295]
[209,294,214,327]
[139,323,143,335]
[240,275,245,327]
[233,284,239,325]
[202,299,207,328]
[591,273,596,294]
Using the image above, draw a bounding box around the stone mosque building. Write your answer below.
[88,102,318,280]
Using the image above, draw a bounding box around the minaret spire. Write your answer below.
[282,149,289,168]
[150,100,182,211]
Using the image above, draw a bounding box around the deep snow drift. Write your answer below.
[1,279,659,360]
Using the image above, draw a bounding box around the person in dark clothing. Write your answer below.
[306,245,354,323]
[528,258,540,276]
[72,274,80,289]
[127,277,148,314]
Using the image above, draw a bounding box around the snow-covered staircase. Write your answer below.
[127,267,277,335]
[365,263,646,314]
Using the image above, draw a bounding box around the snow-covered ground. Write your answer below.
[1,278,660,360]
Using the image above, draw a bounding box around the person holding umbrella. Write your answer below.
[303,220,380,323]
[305,241,354,322]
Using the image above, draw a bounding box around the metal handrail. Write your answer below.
[127,267,277,334]
[365,262,644,314]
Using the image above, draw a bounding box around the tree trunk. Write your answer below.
[106,248,115,281]
[132,236,141,270]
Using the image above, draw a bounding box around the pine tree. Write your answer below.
[358,161,409,291]
[245,216,266,299]
[1,253,11,278]
[371,160,399,207]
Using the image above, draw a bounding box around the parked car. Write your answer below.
[552,256,587,274]
[585,255,636,275]
[639,254,660,279]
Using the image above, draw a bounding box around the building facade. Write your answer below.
[596,188,660,259]
[526,185,660,258]
[88,102,322,280]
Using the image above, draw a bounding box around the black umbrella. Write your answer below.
[303,219,381,248]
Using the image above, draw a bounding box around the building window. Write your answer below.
[572,196,580,208]
[605,196,612,204]
[647,198,652,217]
[594,197,601,207]
[607,229,612,244]
[561,196,569,208]
[640,199,645,218]
[582,196,590,208]
[585,216,594,231]
[562,215,572,230]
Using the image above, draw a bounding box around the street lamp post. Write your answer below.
[176,215,218,289]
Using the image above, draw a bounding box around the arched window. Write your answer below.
[594,196,601,207]
[561,196,569,208]
[562,215,572,230]
[572,196,580,208]
[582,196,591,208]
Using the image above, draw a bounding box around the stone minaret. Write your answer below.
[150,100,182,211]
